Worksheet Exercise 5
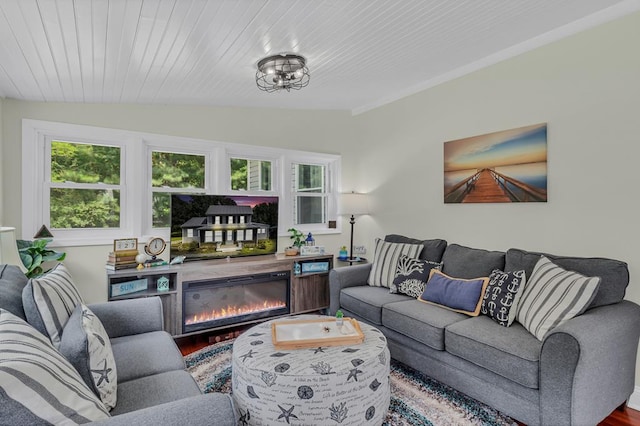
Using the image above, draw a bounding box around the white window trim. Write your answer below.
[22,120,143,246]
[284,154,340,235]
[22,119,342,247]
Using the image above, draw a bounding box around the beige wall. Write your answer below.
[353,11,640,385]
[2,10,640,386]
[1,101,354,302]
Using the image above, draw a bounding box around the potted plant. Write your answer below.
[285,228,304,256]
[17,238,66,278]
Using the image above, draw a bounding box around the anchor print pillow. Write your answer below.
[481,269,526,327]
[60,304,118,410]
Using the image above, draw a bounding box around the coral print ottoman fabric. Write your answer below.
[232,316,390,425]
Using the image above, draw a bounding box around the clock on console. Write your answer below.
[144,237,166,261]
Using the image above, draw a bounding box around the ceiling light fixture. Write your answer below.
[256,53,310,92]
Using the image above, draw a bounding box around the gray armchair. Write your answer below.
[88,297,236,424]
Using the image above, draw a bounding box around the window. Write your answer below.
[151,151,206,227]
[49,140,122,229]
[292,163,327,225]
[23,119,341,246]
[230,157,272,191]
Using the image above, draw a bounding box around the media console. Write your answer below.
[106,253,333,336]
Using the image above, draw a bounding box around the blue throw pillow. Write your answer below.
[418,270,489,316]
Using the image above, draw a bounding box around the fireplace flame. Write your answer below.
[185,299,286,326]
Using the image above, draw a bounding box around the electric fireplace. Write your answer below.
[182,271,290,333]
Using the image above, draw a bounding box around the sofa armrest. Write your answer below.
[540,300,640,425]
[328,263,372,315]
[88,297,164,339]
[91,393,236,426]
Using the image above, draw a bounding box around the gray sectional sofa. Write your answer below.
[329,235,640,426]
[0,264,235,425]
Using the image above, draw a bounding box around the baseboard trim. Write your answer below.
[628,386,640,410]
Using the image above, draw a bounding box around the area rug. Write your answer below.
[185,340,516,426]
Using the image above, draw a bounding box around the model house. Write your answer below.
[1,2,640,424]
[179,205,270,249]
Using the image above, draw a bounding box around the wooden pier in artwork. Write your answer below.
[444,168,547,203]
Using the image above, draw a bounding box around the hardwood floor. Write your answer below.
[599,406,640,426]
[177,334,640,425]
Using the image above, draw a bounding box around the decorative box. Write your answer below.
[301,261,330,274]
[110,278,148,297]
[300,246,325,256]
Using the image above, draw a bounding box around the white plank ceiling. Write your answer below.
[0,0,637,114]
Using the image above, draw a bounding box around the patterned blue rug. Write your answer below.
[185,340,516,426]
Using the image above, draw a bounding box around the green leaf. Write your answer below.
[16,239,66,278]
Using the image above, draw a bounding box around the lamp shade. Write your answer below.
[0,227,27,272]
[338,192,370,216]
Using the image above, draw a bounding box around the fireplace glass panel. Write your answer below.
[182,271,290,333]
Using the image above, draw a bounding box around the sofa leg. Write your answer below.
[616,400,628,412]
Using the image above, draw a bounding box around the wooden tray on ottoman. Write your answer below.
[271,317,364,350]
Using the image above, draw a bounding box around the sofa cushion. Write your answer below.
[109,370,201,416]
[480,269,526,327]
[340,286,411,325]
[367,238,424,288]
[110,331,185,383]
[60,304,118,410]
[0,309,110,424]
[445,315,542,389]
[516,256,600,340]
[505,248,628,309]
[0,264,28,320]
[419,270,489,316]
[441,244,505,278]
[390,255,442,297]
[382,299,467,350]
[22,263,83,348]
[384,234,448,262]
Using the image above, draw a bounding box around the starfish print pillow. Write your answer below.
[60,304,118,410]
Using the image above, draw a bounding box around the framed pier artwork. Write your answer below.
[443,123,548,203]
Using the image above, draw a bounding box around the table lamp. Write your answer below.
[338,192,370,262]
[0,227,27,272]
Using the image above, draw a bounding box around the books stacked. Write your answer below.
[106,250,139,270]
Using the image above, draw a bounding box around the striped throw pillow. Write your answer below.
[367,238,424,288]
[0,309,110,423]
[516,256,600,340]
[22,263,84,349]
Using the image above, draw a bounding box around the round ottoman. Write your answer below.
[232,315,390,425]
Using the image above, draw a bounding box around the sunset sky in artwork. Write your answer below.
[444,123,547,172]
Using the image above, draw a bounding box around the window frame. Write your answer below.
[22,119,342,247]
[23,120,142,246]
[284,154,339,235]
